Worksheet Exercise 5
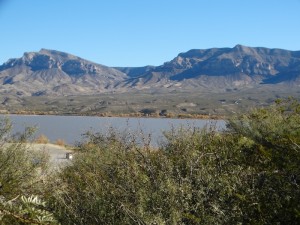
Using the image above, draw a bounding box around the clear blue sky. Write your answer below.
[1,0,300,66]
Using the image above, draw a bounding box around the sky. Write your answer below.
[1,0,300,66]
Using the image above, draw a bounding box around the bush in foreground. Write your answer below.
[48,99,300,224]
[0,118,54,224]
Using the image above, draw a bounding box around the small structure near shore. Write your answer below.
[66,152,73,160]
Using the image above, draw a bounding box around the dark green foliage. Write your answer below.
[36,99,300,223]
[0,118,52,224]
[0,195,57,224]
[0,118,48,198]
[227,98,300,224]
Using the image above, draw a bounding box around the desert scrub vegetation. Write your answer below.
[0,118,55,224]
[46,99,300,224]
[34,134,49,144]
[54,138,65,147]
[0,99,300,224]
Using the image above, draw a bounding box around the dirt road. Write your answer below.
[28,143,73,168]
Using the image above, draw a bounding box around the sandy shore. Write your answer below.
[27,143,73,167]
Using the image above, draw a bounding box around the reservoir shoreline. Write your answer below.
[1,114,226,146]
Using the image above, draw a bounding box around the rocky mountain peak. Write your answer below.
[0,49,127,96]
[38,49,79,61]
[233,44,250,51]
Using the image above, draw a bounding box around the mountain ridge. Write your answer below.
[1,45,300,96]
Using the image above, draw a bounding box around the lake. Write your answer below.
[1,115,226,146]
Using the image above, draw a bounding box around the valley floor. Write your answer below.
[1,86,300,119]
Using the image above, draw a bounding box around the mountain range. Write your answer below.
[1,45,300,96]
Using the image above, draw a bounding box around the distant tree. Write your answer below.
[139,108,157,116]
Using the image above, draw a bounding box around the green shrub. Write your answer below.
[0,118,48,198]
[0,195,57,224]
[227,98,300,224]
[49,126,241,224]
[0,118,51,224]
[34,134,49,144]
[48,99,300,224]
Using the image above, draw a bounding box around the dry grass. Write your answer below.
[34,134,49,144]
[55,139,65,147]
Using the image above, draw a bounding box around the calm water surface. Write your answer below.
[2,115,226,146]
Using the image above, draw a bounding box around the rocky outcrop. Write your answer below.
[0,49,127,96]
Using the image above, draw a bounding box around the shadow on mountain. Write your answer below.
[262,72,300,84]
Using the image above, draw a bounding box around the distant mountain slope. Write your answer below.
[1,45,300,96]
[0,49,127,96]
[121,45,300,91]
[114,66,155,78]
